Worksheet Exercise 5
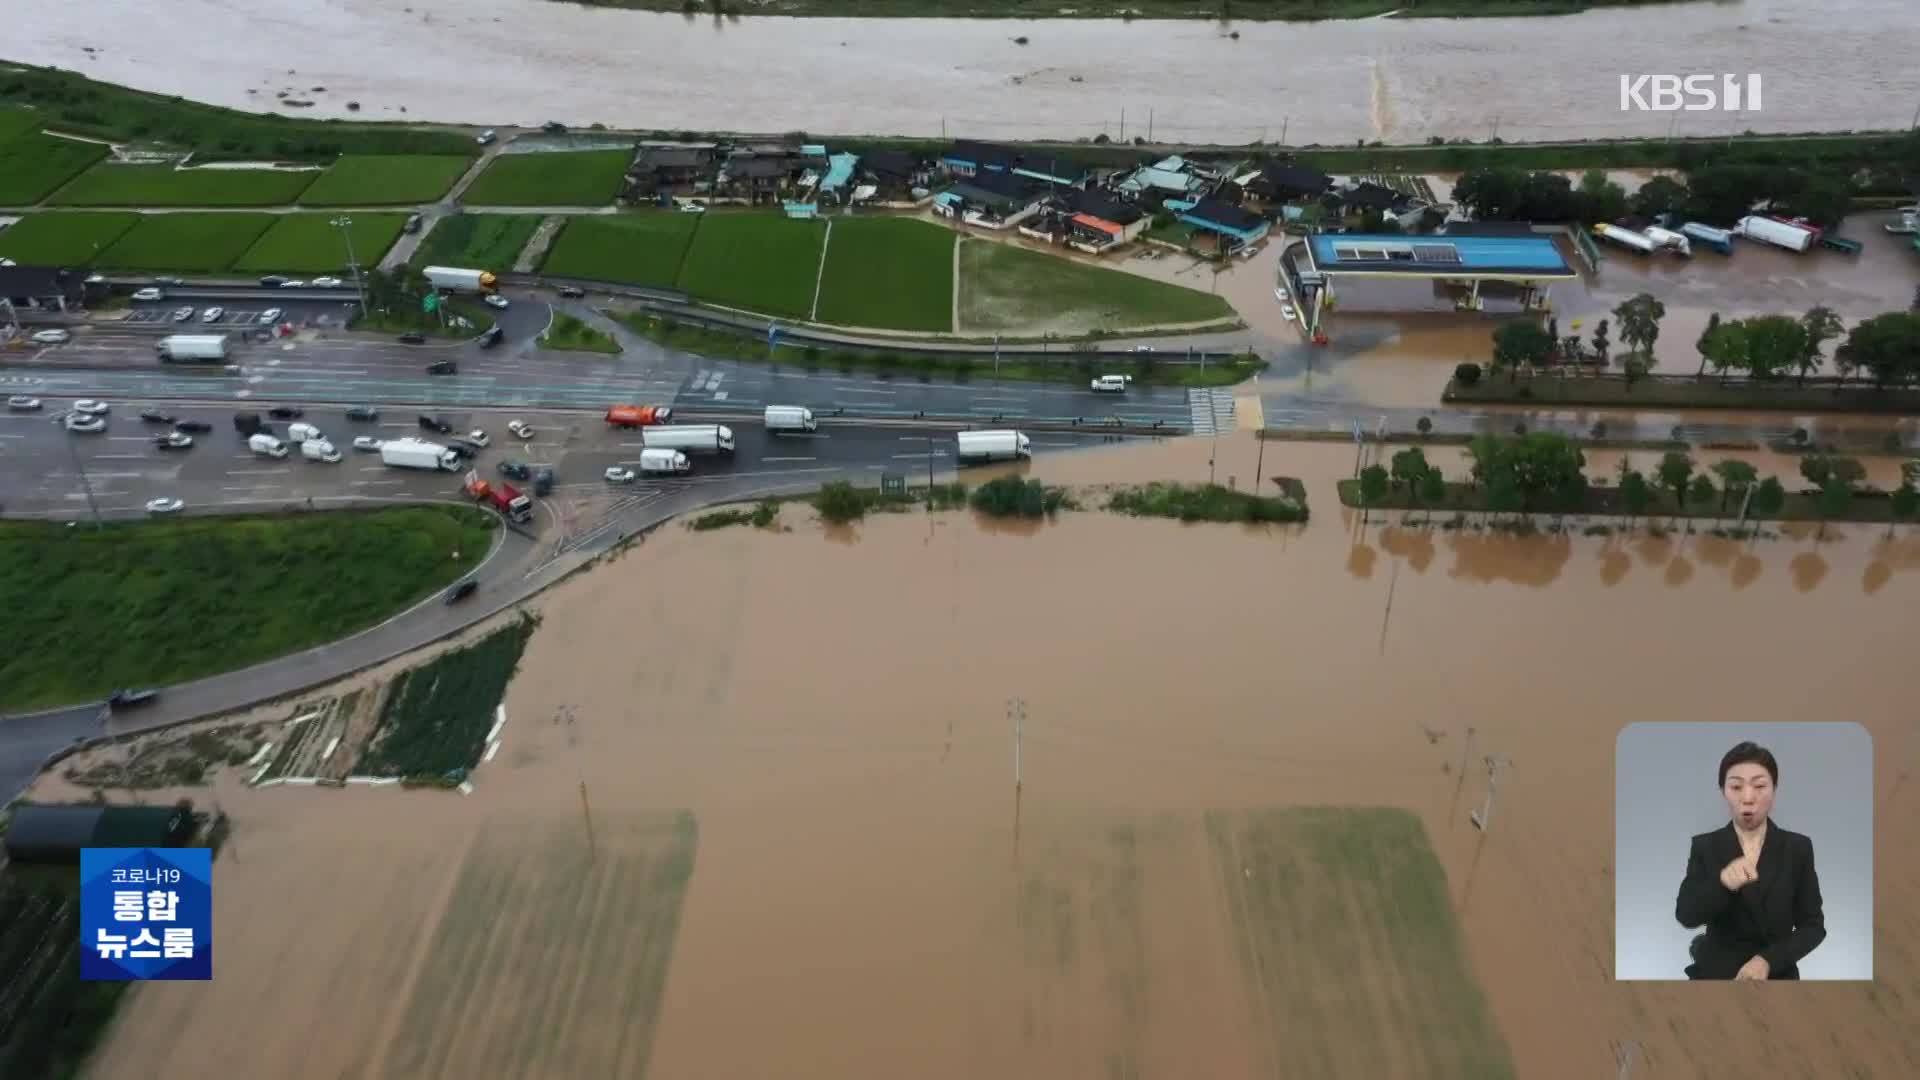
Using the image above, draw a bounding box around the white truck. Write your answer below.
[155,334,228,363]
[955,429,1031,464]
[287,422,324,443]
[380,437,462,472]
[300,438,342,463]
[1642,226,1692,257]
[763,405,816,433]
[641,424,735,455]
[638,447,692,475]
[423,266,497,293]
[247,433,289,458]
[1734,215,1816,253]
[1593,224,1655,255]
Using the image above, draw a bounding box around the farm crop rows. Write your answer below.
[355,616,539,779]
[0,875,125,1078]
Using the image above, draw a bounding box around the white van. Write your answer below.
[287,422,323,443]
[300,439,342,463]
[248,433,289,458]
[763,405,816,433]
[1090,374,1132,393]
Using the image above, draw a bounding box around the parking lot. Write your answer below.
[121,297,361,330]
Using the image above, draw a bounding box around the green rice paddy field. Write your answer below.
[0,133,109,205]
[50,164,319,207]
[299,155,472,206]
[541,213,699,290]
[0,212,138,265]
[675,213,825,319]
[813,215,955,332]
[232,214,407,274]
[94,213,275,272]
[461,150,630,206]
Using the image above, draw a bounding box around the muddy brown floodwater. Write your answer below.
[58,435,1918,1079]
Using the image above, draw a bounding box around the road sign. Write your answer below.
[421,294,439,313]
[767,323,778,346]
[1352,419,1363,443]
[880,472,905,495]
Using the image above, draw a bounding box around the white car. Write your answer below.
[1280,303,1297,321]
[483,293,509,310]
[7,395,42,411]
[144,497,185,515]
[310,276,342,287]
[507,420,533,439]
[260,307,283,324]
[477,129,497,145]
[352,435,384,452]
[31,329,71,345]
[200,306,225,323]
[1090,374,1132,393]
[1132,345,1155,353]
[171,306,195,322]
[64,413,107,433]
[132,287,164,301]
[71,399,110,415]
[677,201,707,214]
[466,429,490,447]
[604,466,635,484]
[280,280,306,288]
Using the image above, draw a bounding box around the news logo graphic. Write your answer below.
[1619,74,1763,113]
[80,847,212,981]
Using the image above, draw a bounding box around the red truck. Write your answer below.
[464,472,533,523]
[606,404,673,428]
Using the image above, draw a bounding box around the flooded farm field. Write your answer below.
[49,435,1918,1079]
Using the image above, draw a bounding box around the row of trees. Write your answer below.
[1451,164,1854,229]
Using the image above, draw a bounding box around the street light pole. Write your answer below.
[63,428,105,531]
[331,216,368,322]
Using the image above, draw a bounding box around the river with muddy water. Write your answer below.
[11,0,1920,143]
[51,434,1917,1079]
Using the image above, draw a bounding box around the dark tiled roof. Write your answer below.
[1016,154,1089,180]
[1064,188,1142,226]
[636,147,713,169]
[0,265,81,294]
[863,149,921,178]
[1342,182,1410,210]
[1182,198,1265,232]
[946,140,1018,168]
[1258,163,1332,193]
[964,168,1044,201]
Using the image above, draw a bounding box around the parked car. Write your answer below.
[132,287,164,301]
[533,466,554,496]
[260,307,283,324]
[418,414,453,434]
[174,419,212,434]
[72,399,110,415]
[479,326,504,348]
[139,409,177,424]
[604,466,636,484]
[476,129,497,145]
[258,275,291,288]
[465,429,490,448]
[445,579,479,604]
[200,306,225,323]
[498,460,532,481]
[397,332,426,345]
[268,405,304,419]
[352,435,384,452]
[171,305,195,322]
[7,396,42,411]
[483,293,509,310]
[280,280,307,288]
[143,498,184,515]
[507,419,533,439]
[427,360,458,376]
[311,276,343,287]
[30,329,70,345]
[64,414,107,433]
[108,688,159,708]
[404,213,423,234]
[557,286,585,299]
[154,433,194,450]
[345,405,380,421]
[1280,302,1296,321]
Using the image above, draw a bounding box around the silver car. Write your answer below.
[64,414,107,433]
[7,395,42,411]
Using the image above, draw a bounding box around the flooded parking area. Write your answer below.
[56,435,1918,1079]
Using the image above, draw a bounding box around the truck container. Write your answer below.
[287,422,323,443]
[422,266,497,293]
[1818,234,1863,255]
[1679,222,1734,255]
[155,334,228,363]
[1642,226,1692,257]
[763,405,816,433]
[248,433,288,458]
[606,404,673,428]
[1593,223,1656,255]
[381,437,462,472]
[300,439,342,463]
[641,424,734,454]
[638,447,691,475]
[1734,216,1816,253]
[464,472,533,523]
[955,429,1031,463]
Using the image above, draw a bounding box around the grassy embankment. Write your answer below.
[1335,476,1915,526]
[608,309,1264,388]
[1445,373,1920,415]
[0,507,495,711]
[539,311,621,354]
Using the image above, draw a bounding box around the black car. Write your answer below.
[174,419,212,434]
[258,275,290,288]
[557,286,585,299]
[542,121,568,134]
[404,213,423,234]
[478,326,504,348]
[446,440,479,459]
[497,460,532,481]
[139,409,177,425]
[397,333,426,345]
[532,466,554,496]
[345,405,380,422]
[418,414,453,434]
[427,360,458,376]
[107,688,159,709]
[445,580,478,605]
[233,412,264,435]
[268,405,304,419]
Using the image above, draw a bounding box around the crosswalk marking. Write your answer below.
[1186,387,1236,435]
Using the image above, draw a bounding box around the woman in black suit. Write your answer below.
[1675,741,1826,980]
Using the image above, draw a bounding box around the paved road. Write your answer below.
[0,705,105,808]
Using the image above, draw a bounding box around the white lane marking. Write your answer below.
[760,456,816,463]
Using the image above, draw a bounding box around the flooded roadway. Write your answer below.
[58,434,1918,1080]
[12,0,1920,142]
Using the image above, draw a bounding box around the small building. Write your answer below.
[1245,162,1333,204]
[860,149,933,200]
[0,265,87,314]
[816,152,861,205]
[943,169,1049,228]
[3,801,197,865]
[941,140,1018,178]
[1116,161,1212,201]
[625,144,718,198]
[1060,188,1147,251]
[715,150,811,205]
[1175,198,1272,251]
[1012,153,1092,189]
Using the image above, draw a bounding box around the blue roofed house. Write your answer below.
[1175,198,1272,252]
[1116,158,1212,203]
[816,152,861,205]
[941,140,1018,178]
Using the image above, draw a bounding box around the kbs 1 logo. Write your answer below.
[1619,74,1763,113]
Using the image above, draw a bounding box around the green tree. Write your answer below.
[1796,306,1845,386]
[1657,451,1695,519]
[1816,476,1853,540]
[1466,433,1504,488]
[1619,468,1652,531]
[1578,169,1628,222]
[1418,466,1447,525]
[1711,460,1758,512]
[1612,293,1667,373]
[1491,319,1555,382]
[1358,463,1390,525]
[1629,174,1690,223]
[1687,473,1717,523]
[1706,318,1749,384]
[1844,312,1920,389]
[1694,311,1721,380]
[1390,446,1431,497]
[1750,476,1786,523]
[1485,470,1523,525]
[1502,432,1586,512]
[1831,341,1858,389]
[1742,315,1808,382]
[1590,318,1611,370]
[1891,481,1919,539]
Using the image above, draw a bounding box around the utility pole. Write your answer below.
[1120,108,1126,143]
[1147,108,1153,144]
[1253,428,1266,493]
[63,427,105,531]
[579,780,597,860]
[1280,116,1288,146]
[1209,435,1217,485]
[1471,753,1513,833]
[927,434,937,502]
[330,215,368,323]
[1008,698,1025,791]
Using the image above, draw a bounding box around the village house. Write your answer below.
[1114,155,1215,207]
[935,168,1048,229]
[1012,153,1093,190]
[1242,160,1333,210]
[1175,197,1272,254]
[623,143,718,201]
[714,145,824,205]
[940,140,1018,178]
[859,149,934,203]
[1059,188,1148,253]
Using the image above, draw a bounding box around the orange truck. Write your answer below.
[464,472,533,523]
[606,404,674,428]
